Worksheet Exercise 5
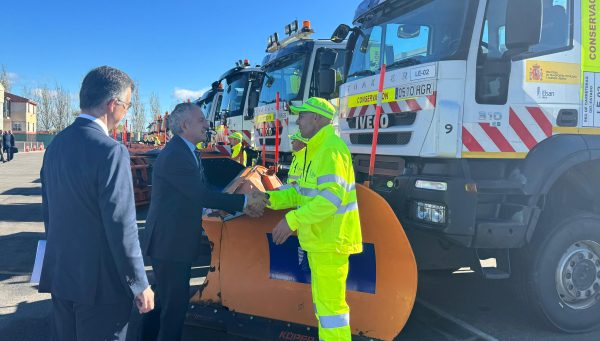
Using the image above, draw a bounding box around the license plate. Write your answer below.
[356,114,390,129]
[396,81,435,100]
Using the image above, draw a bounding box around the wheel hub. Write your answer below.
[556,241,600,310]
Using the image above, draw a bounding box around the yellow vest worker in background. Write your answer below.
[285,132,308,185]
[228,131,247,166]
[267,97,362,341]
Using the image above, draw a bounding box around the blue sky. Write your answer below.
[0,0,355,116]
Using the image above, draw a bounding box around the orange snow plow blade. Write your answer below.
[190,166,417,340]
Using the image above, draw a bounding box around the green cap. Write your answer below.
[289,132,309,144]
[228,131,243,141]
[290,97,336,119]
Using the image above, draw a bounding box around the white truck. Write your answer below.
[195,81,223,146]
[213,60,263,157]
[254,20,346,169]
[332,0,600,332]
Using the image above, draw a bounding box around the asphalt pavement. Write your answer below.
[2,152,600,341]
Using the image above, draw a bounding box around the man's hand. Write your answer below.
[135,286,155,314]
[272,218,294,245]
[244,190,270,218]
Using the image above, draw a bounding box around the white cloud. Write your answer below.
[173,87,210,102]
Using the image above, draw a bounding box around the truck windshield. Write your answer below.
[258,52,308,105]
[200,94,219,122]
[220,73,249,117]
[347,0,477,80]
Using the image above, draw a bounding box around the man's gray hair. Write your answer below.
[168,102,203,135]
[79,66,134,111]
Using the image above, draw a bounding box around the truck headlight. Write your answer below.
[415,202,446,224]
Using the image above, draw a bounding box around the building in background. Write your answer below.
[3,92,37,134]
[0,83,4,131]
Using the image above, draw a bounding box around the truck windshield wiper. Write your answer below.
[347,69,376,78]
[386,57,422,70]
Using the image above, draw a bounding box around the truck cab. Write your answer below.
[195,82,223,146]
[214,61,263,154]
[334,0,600,332]
[254,20,347,170]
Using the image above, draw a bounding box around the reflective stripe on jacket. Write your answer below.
[268,125,362,254]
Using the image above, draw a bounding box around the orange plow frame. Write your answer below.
[190,167,418,340]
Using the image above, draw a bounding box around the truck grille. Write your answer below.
[350,132,412,145]
[347,112,417,129]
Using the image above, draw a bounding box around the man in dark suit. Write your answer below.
[0,130,5,162]
[2,130,9,162]
[8,130,15,161]
[143,102,269,341]
[40,66,154,341]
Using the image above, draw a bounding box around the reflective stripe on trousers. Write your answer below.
[308,252,351,341]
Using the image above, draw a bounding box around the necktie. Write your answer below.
[194,150,206,184]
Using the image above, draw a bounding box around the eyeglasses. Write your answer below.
[116,99,132,110]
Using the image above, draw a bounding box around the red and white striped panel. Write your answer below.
[462,106,554,154]
[342,92,437,119]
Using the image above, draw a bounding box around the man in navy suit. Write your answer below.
[40,66,154,341]
[143,102,269,341]
[2,130,9,162]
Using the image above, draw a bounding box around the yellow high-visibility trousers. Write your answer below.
[308,252,351,341]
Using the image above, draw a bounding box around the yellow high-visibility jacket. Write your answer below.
[268,124,362,254]
[286,148,306,184]
[231,143,247,166]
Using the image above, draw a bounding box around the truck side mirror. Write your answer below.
[397,25,421,39]
[318,69,336,98]
[505,0,542,52]
[331,24,351,43]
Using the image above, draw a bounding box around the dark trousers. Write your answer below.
[2,147,8,161]
[51,295,133,341]
[151,258,192,341]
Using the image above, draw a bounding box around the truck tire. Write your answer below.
[516,213,600,332]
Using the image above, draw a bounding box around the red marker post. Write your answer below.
[262,123,267,167]
[368,64,387,185]
[275,92,280,167]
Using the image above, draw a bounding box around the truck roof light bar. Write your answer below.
[266,19,314,53]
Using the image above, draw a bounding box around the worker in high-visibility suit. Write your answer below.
[284,132,308,185]
[267,97,362,341]
[228,131,247,166]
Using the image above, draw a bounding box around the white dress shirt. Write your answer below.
[79,114,109,136]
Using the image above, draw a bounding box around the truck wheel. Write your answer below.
[520,213,600,332]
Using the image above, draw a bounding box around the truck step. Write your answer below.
[475,249,511,280]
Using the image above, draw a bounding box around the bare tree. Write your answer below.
[52,84,72,131]
[32,85,55,132]
[130,82,147,138]
[149,92,162,121]
[0,65,11,92]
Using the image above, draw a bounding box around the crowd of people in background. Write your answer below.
[0,129,15,163]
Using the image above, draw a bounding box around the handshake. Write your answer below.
[243,190,270,218]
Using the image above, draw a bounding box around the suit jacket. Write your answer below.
[9,134,15,147]
[2,134,8,148]
[39,118,149,305]
[143,135,245,263]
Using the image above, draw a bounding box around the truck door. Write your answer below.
[463,0,577,159]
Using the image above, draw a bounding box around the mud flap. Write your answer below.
[190,167,417,340]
